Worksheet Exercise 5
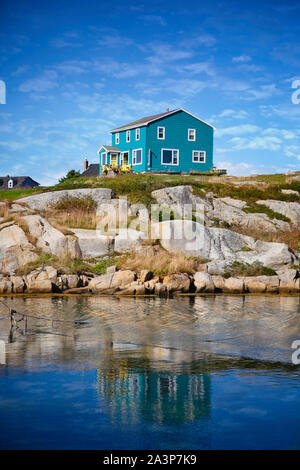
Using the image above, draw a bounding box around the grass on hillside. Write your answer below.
[118,249,208,276]
[232,226,300,252]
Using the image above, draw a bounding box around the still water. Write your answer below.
[0,295,300,450]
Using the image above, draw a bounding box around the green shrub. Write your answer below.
[224,261,276,278]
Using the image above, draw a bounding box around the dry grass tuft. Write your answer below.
[232,225,300,252]
[42,196,98,230]
[118,248,207,276]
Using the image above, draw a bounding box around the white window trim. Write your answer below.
[161,148,179,166]
[192,150,206,163]
[188,128,196,141]
[157,126,165,140]
[135,128,140,141]
[115,133,119,145]
[132,148,143,165]
[102,152,107,165]
[8,179,13,189]
[126,130,130,142]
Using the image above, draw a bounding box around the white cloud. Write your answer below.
[216,124,259,137]
[19,70,58,93]
[232,55,251,63]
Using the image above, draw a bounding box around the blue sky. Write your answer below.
[0,0,300,185]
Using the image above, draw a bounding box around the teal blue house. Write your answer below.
[98,108,214,174]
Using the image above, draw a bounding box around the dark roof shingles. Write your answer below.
[80,164,100,177]
[110,110,177,132]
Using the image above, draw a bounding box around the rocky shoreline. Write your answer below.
[0,265,299,295]
[1,185,300,297]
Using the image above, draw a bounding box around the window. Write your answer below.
[132,148,142,165]
[8,179,13,189]
[111,153,118,166]
[126,130,130,142]
[192,150,206,163]
[102,152,107,165]
[188,129,196,141]
[157,126,165,140]
[115,133,119,145]
[135,128,140,141]
[161,149,179,166]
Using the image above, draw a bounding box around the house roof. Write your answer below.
[0,176,40,190]
[98,145,121,153]
[80,164,100,178]
[109,108,215,133]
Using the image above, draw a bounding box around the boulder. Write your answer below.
[10,276,25,293]
[144,277,160,293]
[210,197,290,232]
[0,279,13,294]
[139,270,153,282]
[19,188,114,211]
[155,220,295,270]
[26,279,53,293]
[256,200,300,226]
[111,270,136,288]
[194,272,215,293]
[279,269,300,293]
[89,270,136,293]
[223,277,245,293]
[117,281,146,295]
[62,274,80,289]
[89,273,114,293]
[114,229,146,253]
[154,282,168,297]
[162,273,191,293]
[36,266,58,283]
[212,275,225,291]
[247,275,279,293]
[281,189,299,196]
[0,225,38,273]
[71,228,113,258]
[9,203,28,213]
[21,215,80,258]
[243,276,267,293]
[106,265,117,274]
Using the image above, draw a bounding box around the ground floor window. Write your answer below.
[111,153,118,166]
[132,148,142,165]
[192,150,206,163]
[101,152,107,165]
[161,149,179,165]
[120,152,129,166]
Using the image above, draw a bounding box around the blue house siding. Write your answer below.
[146,110,213,173]
[112,127,147,170]
[100,109,214,174]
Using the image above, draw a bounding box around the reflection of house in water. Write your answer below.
[97,345,211,426]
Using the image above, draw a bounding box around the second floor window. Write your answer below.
[188,129,196,141]
[157,126,165,140]
[115,133,119,145]
[135,128,140,140]
[126,130,130,142]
